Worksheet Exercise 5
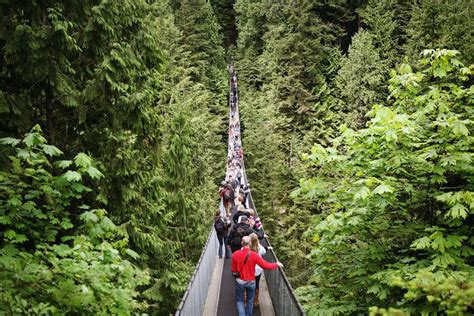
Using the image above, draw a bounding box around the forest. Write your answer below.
[0,0,472,315]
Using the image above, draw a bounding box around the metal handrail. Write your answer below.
[240,159,306,316]
[175,223,218,316]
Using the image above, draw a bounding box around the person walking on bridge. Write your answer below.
[231,235,283,316]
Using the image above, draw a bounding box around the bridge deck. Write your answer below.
[203,255,275,316]
[203,191,275,316]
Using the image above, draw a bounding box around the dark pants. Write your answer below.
[217,235,231,258]
[255,274,261,289]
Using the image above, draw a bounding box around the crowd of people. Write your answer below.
[214,67,283,316]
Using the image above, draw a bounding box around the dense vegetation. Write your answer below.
[1,0,225,314]
[1,0,472,315]
[231,0,473,314]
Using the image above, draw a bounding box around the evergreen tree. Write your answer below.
[0,1,225,313]
[210,0,238,49]
[335,30,386,128]
[234,0,267,87]
[173,0,227,96]
[404,0,474,64]
[358,0,400,66]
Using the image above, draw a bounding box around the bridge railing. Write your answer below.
[242,166,306,316]
[175,205,220,316]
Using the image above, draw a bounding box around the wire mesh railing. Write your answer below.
[242,164,306,316]
[175,219,219,316]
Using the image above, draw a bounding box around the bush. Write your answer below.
[0,125,149,314]
[295,50,473,314]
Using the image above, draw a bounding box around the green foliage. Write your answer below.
[358,0,407,67]
[404,0,474,64]
[1,0,471,314]
[0,127,148,314]
[335,30,387,129]
[295,50,473,314]
[234,0,364,288]
[1,1,225,313]
[210,0,238,48]
[234,3,474,312]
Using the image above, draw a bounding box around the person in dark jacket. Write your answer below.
[228,216,253,253]
[233,204,250,225]
[214,210,231,258]
[240,183,250,208]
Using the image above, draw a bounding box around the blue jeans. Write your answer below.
[235,280,255,316]
[218,235,231,258]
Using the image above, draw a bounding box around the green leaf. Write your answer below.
[431,235,447,253]
[42,144,63,157]
[447,204,468,219]
[63,170,82,182]
[86,166,103,179]
[354,186,371,200]
[399,63,413,74]
[372,184,394,195]
[16,148,30,159]
[412,236,431,250]
[0,137,20,146]
[100,216,116,231]
[436,192,453,204]
[451,120,469,136]
[23,132,46,147]
[432,252,455,267]
[433,66,447,78]
[12,234,28,244]
[60,219,74,229]
[74,153,93,168]
[125,248,140,259]
[0,216,12,224]
[55,160,73,169]
[4,229,16,240]
[80,211,99,223]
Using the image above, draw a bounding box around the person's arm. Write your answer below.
[228,229,235,245]
[231,253,237,272]
[254,255,278,270]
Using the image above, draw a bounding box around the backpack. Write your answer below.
[223,188,232,200]
[214,218,225,234]
[229,226,248,253]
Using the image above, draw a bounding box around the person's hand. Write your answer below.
[276,261,284,268]
[264,234,269,238]
[267,246,273,250]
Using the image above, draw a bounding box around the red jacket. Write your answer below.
[231,247,278,281]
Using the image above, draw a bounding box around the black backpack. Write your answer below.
[229,226,246,253]
[214,218,225,234]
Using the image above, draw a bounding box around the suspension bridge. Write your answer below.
[175,67,305,316]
